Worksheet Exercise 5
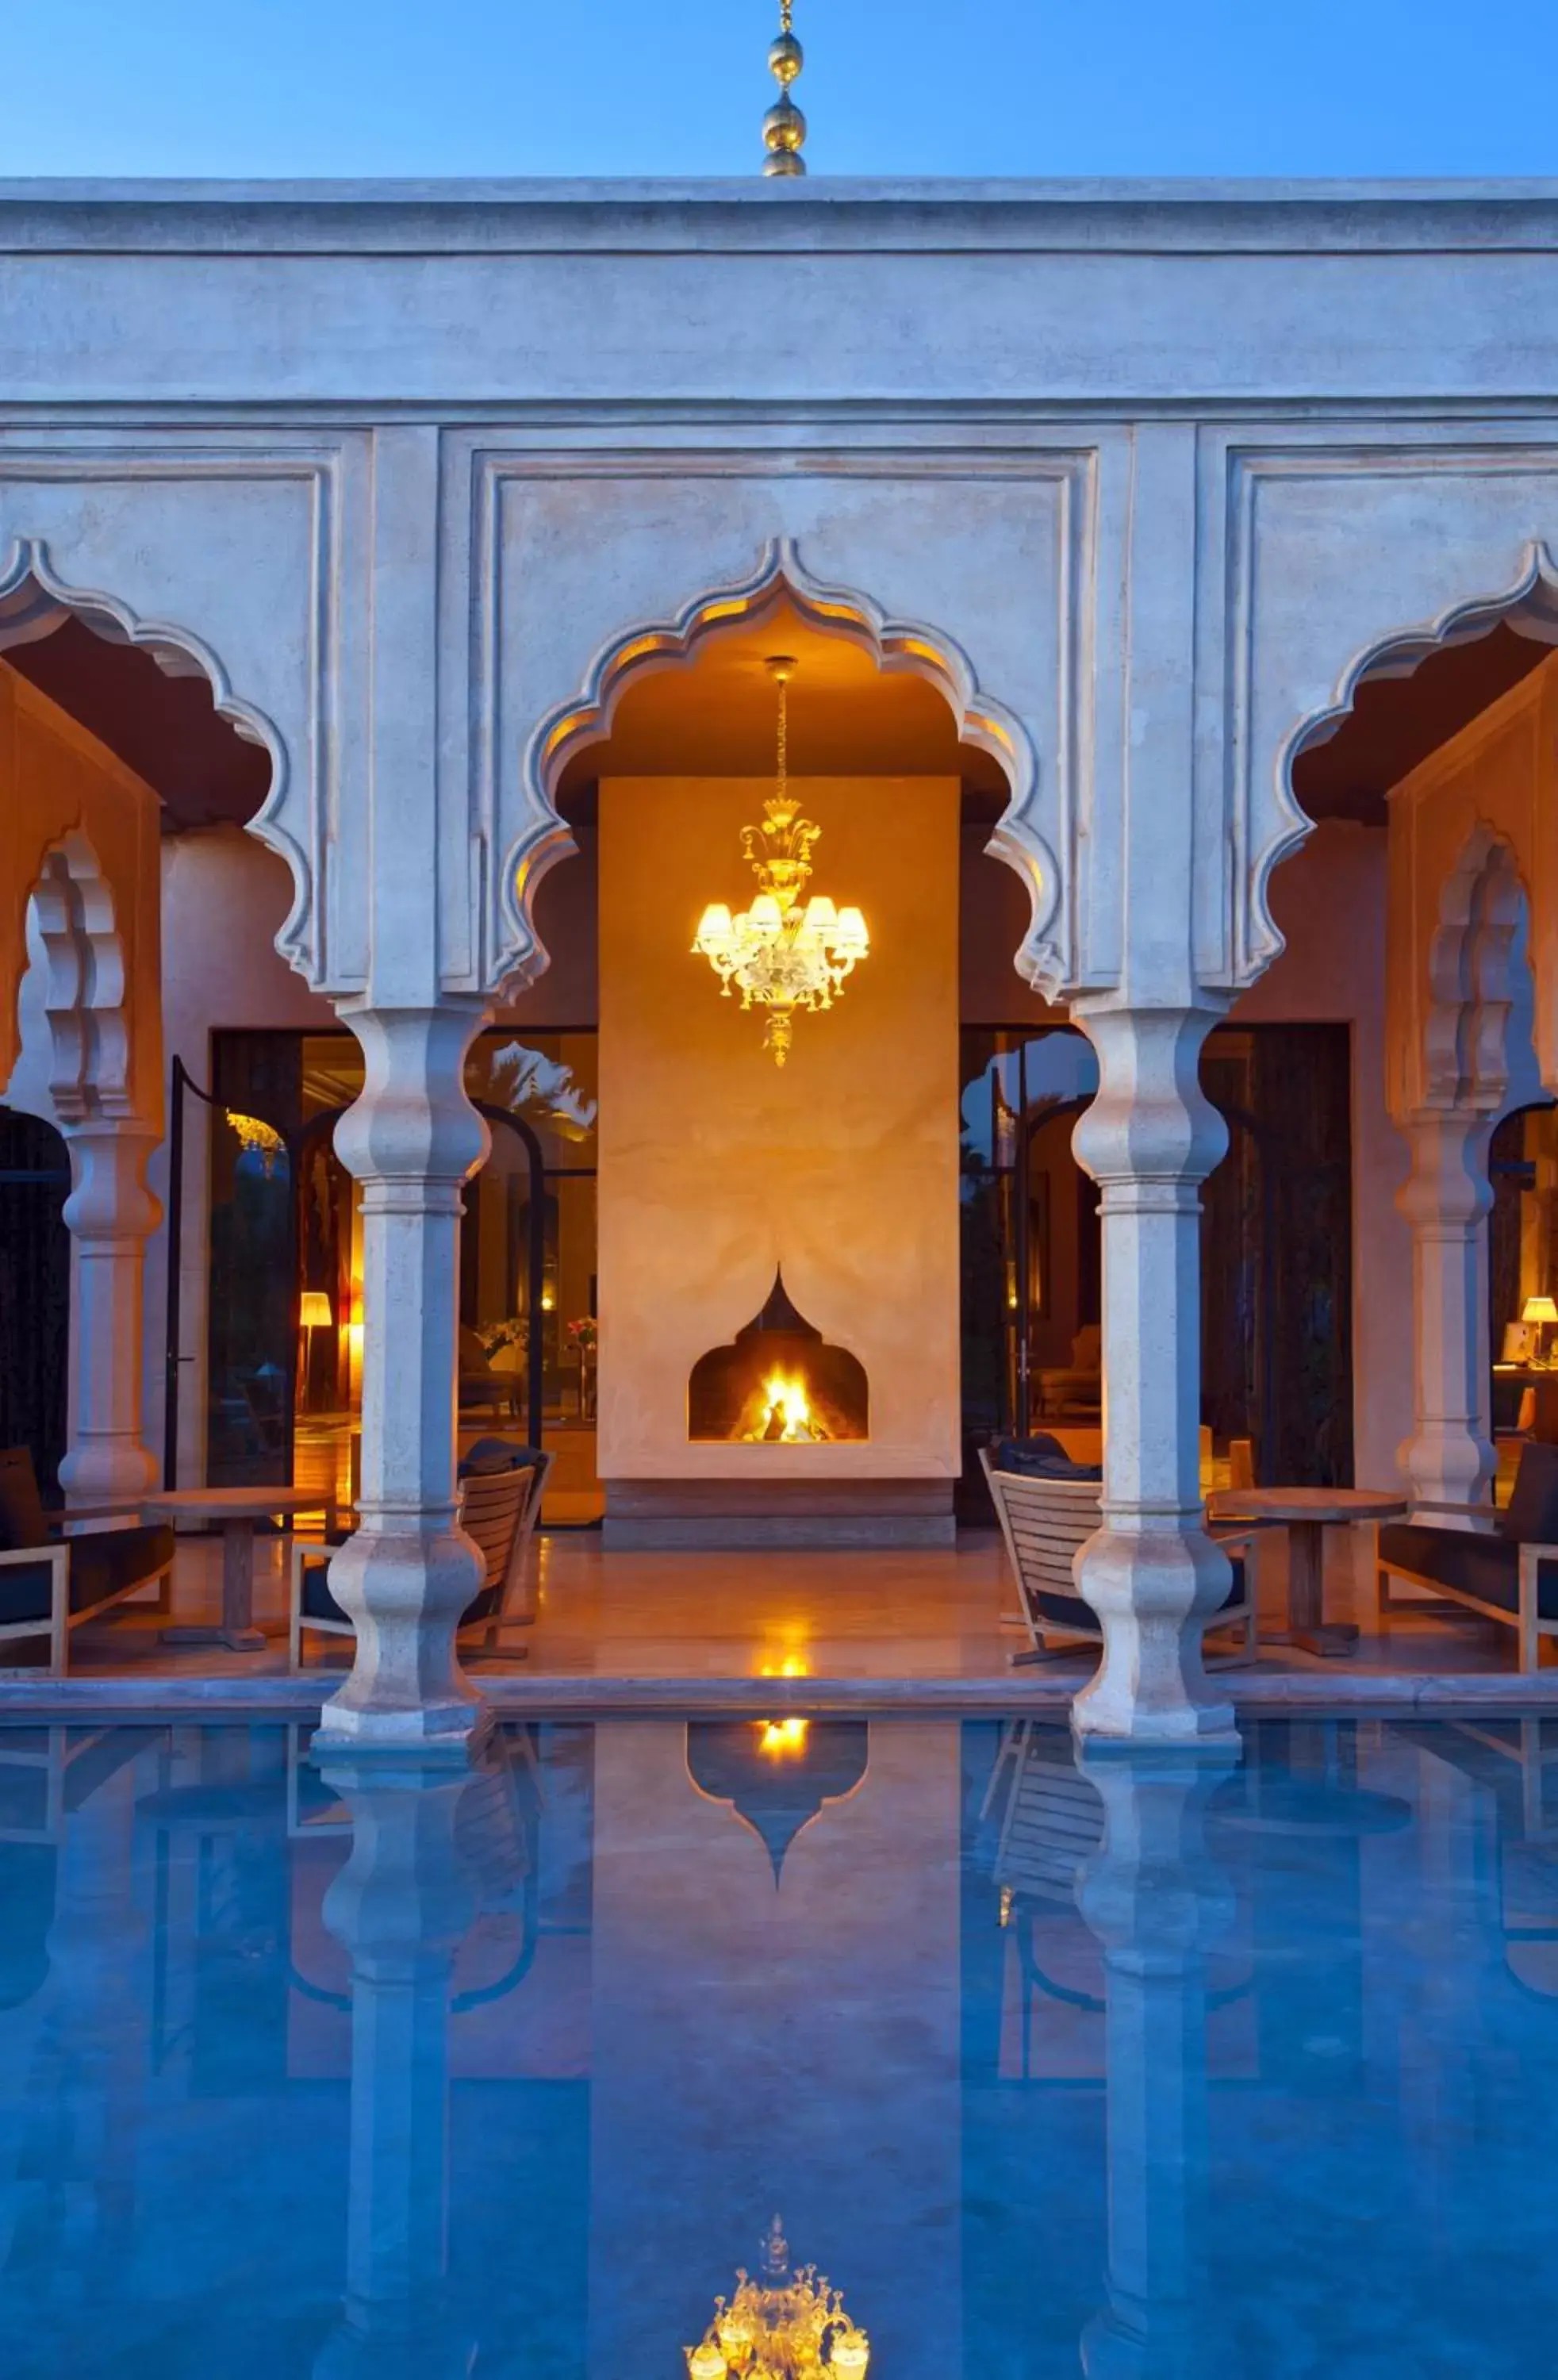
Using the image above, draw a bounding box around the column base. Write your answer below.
[311,1698,497,1764]
[1071,1526,1240,1748]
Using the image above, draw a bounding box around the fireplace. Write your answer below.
[688,1269,869,1444]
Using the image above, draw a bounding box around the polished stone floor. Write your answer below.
[10,1522,1534,1683]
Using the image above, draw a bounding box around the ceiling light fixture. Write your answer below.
[692,656,869,1067]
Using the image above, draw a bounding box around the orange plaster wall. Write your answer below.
[0,658,163,1129]
[597,775,961,1482]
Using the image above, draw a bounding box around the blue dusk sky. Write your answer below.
[3,0,1556,182]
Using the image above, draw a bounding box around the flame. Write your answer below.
[758,1717,811,1759]
[739,1368,831,1443]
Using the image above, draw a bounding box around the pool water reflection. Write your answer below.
[1,1715,1556,2375]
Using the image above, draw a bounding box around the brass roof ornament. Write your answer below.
[762,0,806,178]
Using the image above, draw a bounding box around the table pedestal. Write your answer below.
[1268,1519,1358,1660]
[163,1520,267,1653]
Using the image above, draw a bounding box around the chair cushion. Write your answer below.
[460,1438,545,1477]
[0,1524,174,1628]
[1501,1441,1558,1545]
[298,1553,350,1626]
[0,1449,48,1554]
[994,1435,1103,1483]
[1379,1520,1558,1619]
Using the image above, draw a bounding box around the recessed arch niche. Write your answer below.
[524,548,1035,1548]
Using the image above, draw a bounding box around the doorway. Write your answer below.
[0,1106,71,1497]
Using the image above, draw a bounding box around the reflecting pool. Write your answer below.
[1,1715,1556,2375]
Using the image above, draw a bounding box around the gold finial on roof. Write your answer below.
[762,0,806,178]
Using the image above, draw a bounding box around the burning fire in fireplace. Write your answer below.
[738,1368,832,1443]
[689,1270,869,1445]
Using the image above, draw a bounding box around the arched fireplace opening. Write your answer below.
[689,1269,868,1444]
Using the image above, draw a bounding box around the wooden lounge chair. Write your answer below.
[289,1441,553,1669]
[1376,1441,1558,1673]
[0,1446,174,1676]
[980,1442,1258,1667]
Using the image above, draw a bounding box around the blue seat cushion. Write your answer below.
[298,1554,351,1626]
[993,1434,1103,1484]
[459,1438,545,1477]
[1379,1521,1558,1620]
[0,1524,174,1628]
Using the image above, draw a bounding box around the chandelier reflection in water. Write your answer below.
[693,656,869,1067]
[686,2217,870,2378]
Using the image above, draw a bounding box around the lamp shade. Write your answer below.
[694,902,733,953]
[1523,1295,1558,1326]
[299,1291,333,1330]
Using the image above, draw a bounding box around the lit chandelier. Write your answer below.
[685,2216,870,2378]
[693,656,869,1067]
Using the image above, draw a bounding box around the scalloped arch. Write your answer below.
[1257,539,1558,985]
[0,536,310,971]
[501,536,1061,997]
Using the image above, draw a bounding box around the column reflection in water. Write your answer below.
[1075,1748,1238,2380]
[312,1734,549,2380]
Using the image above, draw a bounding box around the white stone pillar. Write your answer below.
[1395,1111,1496,1512]
[314,1004,490,1754]
[56,1121,160,1506]
[1069,1002,1236,1745]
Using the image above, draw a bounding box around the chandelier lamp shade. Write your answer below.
[685,2217,869,2377]
[692,655,869,1066]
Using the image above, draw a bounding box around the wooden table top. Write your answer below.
[140,1486,333,1519]
[1209,1486,1407,1525]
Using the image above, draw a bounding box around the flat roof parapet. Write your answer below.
[3,175,1558,256]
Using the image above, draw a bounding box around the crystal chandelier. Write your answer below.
[693,656,869,1067]
[685,2216,870,2378]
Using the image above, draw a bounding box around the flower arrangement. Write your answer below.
[477,1316,529,1361]
[566,1316,597,1353]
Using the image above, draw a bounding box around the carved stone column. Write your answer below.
[1069,1002,1236,1744]
[314,1004,490,1754]
[56,1122,161,1505]
[1396,1111,1496,1513]
[1075,1749,1237,2380]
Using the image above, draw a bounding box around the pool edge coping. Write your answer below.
[2,1671,1556,1720]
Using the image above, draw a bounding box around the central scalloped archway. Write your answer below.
[503,537,1057,999]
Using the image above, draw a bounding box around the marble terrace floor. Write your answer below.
[6,1523,1541,1685]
